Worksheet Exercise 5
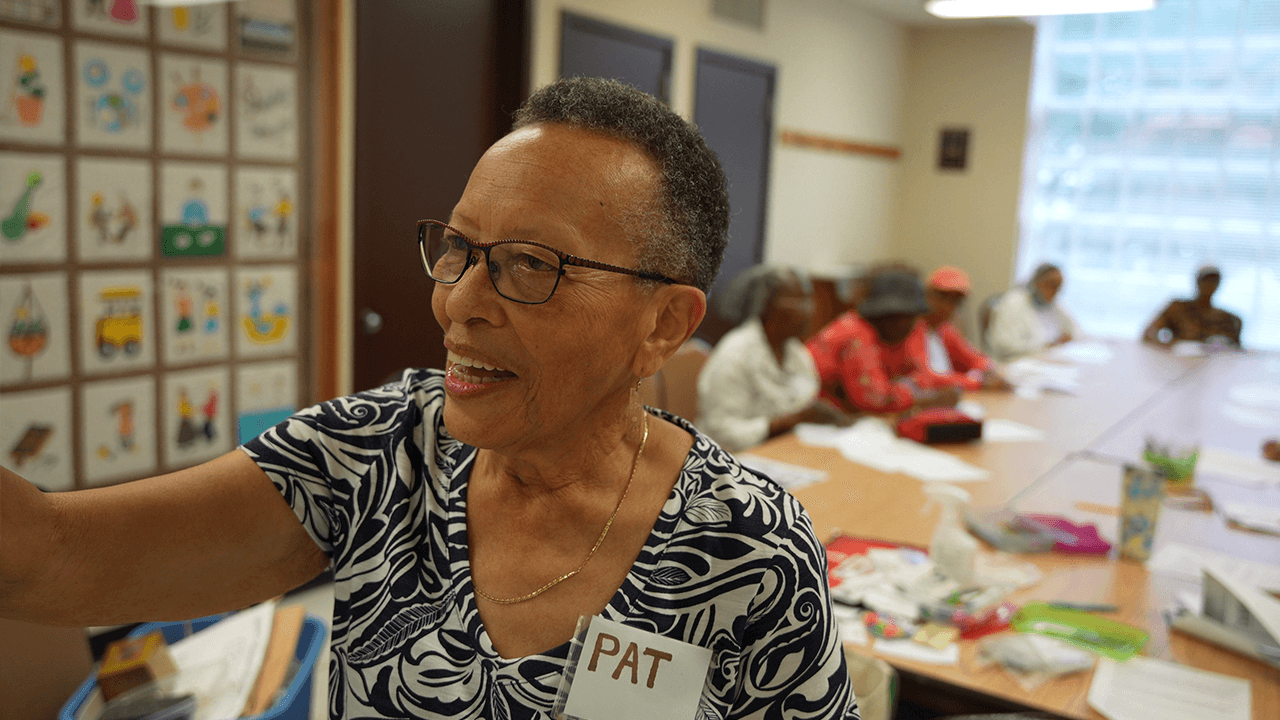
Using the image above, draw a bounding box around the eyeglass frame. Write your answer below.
[417,219,686,305]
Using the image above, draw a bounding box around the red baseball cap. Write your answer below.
[928,266,971,294]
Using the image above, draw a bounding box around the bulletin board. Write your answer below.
[0,0,315,491]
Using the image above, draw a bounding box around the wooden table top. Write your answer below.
[749,340,1280,720]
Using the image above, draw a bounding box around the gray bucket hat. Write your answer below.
[857,270,929,319]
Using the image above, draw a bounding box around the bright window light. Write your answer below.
[926,0,1156,18]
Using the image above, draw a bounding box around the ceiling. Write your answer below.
[843,0,1033,27]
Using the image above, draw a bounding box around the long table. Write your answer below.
[749,341,1280,719]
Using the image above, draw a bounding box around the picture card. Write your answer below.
[0,28,66,145]
[156,3,228,50]
[234,166,297,258]
[81,374,157,486]
[234,265,297,358]
[159,53,229,156]
[0,385,74,491]
[0,151,66,264]
[78,269,155,376]
[74,40,152,150]
[0,0,61,27]
[162,365,232,469]
[0,272,71,384]
[234,62,297,160]
[75,156,152,262]
[159,266,230,366]
[159,161,228,257]
[72,0,149,39]
[235,359,296,444]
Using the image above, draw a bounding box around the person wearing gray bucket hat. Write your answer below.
[1143,264,1242,347]
[806,269,962,413]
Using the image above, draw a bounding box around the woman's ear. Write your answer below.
[633,285,706,378]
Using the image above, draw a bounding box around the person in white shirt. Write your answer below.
[987,263,1080,361]
[697,266,854,451]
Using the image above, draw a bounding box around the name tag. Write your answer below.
[555,615,713,720]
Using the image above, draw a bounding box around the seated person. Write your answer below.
[807,269,960,413]
[697,265,854,451]
[987,262,1079,361]
[1143,265,1242,347]
[905,265,1009,391]
[0,78,858,718]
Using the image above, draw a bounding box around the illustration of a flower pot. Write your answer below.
[15,94,44,126]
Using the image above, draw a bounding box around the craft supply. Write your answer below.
[913,623,959,651]
[1012,602,1148,661]
[97,631,177,701]
[1047,601,1118,613]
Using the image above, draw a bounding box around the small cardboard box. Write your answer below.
[97,631,176,701]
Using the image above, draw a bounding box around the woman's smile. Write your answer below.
[445,349,518,394]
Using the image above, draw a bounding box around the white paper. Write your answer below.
[1146,542,1280,592]
[1171,341,1208,357]
[736,453,828,491]
[1222,502,1280,535]
[981,419,1047,443]
[167,601,276,720]
[1227,382,1280,410]
[1045,341,1114,365]
[1004,357,1082,395]
[832,605,870,646]
[1087,656,1250,720]
[873,638,959,665]
[1197,446,1280,487]
[798,418,991,483]
[562,616,712,720]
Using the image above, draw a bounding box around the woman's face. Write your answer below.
[1034,269,1064,303]
[431,124,662,452]
[763,277,813,340]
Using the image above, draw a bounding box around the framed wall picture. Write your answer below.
[75,156,151,262]
[0,0,61,27]
[155,3,228,51]
[0,151,66,264]
[0,385,73,491]
[236,359,296,444]
[234,62,297,160]
[234,166,297,258]
[159,53,229,156]
[159,161,228,258]
[161,365,232,469]
[71,0,147,39]
[233,265,296,358]
[938,128,970,171]
[0,271,71,384]
[159,266,230,366]
[0,27,66,144]
[81,374,156,486]
[78,268,155,376]
[74,40,152,150]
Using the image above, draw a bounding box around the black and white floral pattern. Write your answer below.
[242,369,858,720]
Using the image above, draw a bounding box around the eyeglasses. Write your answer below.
[417,219,684,305]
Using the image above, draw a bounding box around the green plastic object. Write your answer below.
[1012,602,1149,661]
[1143,448,1198,482]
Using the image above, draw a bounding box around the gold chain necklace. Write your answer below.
[473,413,649,605]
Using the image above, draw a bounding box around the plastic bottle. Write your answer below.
[925,484,978,584]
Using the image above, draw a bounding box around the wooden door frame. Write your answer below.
[311,0,348,401]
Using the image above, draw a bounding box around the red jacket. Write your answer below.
[902,320,993,391]
[806,312,942,413]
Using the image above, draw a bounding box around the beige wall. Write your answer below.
[893,24,1035,336]
[530,0,908,277]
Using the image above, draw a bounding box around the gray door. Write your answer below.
[560,12,673,102]
[694,49,775,343]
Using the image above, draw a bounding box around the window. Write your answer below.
[1017,1,1280,349]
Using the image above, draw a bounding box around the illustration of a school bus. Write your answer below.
[96,287,143,358]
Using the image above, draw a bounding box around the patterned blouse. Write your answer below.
[241,369,859,720]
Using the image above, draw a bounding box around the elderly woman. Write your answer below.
[0,79,857,719]
[697,265,853,452]
[986,262,1080,361]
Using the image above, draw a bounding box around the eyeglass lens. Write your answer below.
[423,223,564,304]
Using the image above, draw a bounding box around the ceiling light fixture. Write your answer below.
[925,0,1156,19]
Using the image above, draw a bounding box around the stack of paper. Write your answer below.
[1045,341,1114,365]
[167,601,276,720]
[1004,358,1082,397]
[797,419,990,483]
[1197,446,1280,487]
[736,453,829,491]
[1088,656,1251,720]
[981,419,1047,443]
[1146,542,1280,592]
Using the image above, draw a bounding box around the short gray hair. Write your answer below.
[1030,262,1061,284]
[512,78,730,293]
[715,265,812,324]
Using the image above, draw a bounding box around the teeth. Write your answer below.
[447,350,508,374]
